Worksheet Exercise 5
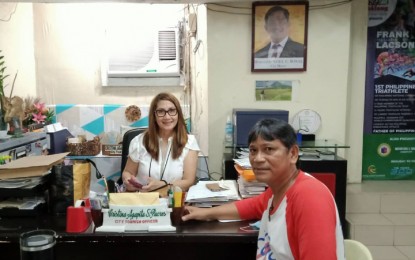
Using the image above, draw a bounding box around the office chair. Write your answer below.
[116,128,146,185]
[344,239,373,260]
[310,173,336,196]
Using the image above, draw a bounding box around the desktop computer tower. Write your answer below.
[232,109,289,147]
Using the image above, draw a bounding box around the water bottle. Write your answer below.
[225,116,233,145]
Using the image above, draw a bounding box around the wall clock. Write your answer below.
[291,109,321,134]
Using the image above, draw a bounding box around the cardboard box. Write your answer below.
[0,153,69,180]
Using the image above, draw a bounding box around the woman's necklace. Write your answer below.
[148,147,172,180]
[268,169,299,221]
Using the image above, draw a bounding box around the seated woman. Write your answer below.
[122,92,200,192]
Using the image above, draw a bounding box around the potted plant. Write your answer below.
[24,100,55,130]
[0,50,9,131]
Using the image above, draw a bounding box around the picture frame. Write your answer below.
[251,1,309,72]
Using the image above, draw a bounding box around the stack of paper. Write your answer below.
[236,148,249,158]
[237,176,267,198]
[0,175,46,189]
[185,180,241,207]
[233,157,251,169]
[300,149,336,161]
[0,197,45,210]
[317,149,336,160]
[299,149,321,161]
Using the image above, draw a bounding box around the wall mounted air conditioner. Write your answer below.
[102,28,182,87]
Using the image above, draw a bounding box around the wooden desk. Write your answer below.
[0,215,257,260]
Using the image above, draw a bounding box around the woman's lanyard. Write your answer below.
[148,146,172,180]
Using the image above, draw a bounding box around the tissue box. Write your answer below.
[101,144,122,156]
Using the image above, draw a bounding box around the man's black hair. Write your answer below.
[264,5,290,23]
[248,118,297,150]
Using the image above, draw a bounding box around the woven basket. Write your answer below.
[67,136,101,156]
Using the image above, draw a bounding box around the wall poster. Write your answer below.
[364,0,415,180]
[251,1,308,72]
[255,80,296,101]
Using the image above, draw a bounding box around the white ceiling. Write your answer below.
[6,0,236,2]
[3,0,295,3]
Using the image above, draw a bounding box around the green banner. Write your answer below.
[364,1,415,180]
[363,134,415,180]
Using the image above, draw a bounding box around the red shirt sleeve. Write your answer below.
[235,188,272,220]
[287,177,339,260]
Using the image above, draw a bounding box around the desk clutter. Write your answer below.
[299,148,336,161]
[45,122,124,157]
[185,180,241,207]
[0,153,68,217]
[0,175,49,216]
[0,151,251,234]
[233,154,268,199]
[66,136,101,156]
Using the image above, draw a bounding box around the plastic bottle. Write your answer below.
[225,116,233,145]
[168,186,174,208]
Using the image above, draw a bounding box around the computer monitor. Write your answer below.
[232,109,289,147]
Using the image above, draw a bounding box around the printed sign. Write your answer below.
[101,205,172,231]
[364,0,415,179]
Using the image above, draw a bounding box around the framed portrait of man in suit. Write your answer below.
[252,1,309,72]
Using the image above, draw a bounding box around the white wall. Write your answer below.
[32,3,186,105]
[205,3,358,179]
[1,1,368,183]
[189,5,209,161]
[0,3,36,98]
[1,3,187,105]
[346,0,368,183]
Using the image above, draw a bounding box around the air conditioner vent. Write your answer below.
[159,30,177,60]
[103,27,181,86]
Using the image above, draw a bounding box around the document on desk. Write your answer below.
[186,180,241,205]
[233,157,251,169]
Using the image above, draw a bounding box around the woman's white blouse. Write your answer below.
[128,133,200,184]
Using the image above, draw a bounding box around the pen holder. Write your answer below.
[90,198,103,228]
[91,209,103,228]
[170,207,185,227]
[170,190,187,226]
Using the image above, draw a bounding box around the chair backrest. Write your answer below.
[117,128,146,185]
[310,172,336,197]
[344,239,373,260]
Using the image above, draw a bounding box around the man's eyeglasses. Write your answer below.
[155,108,178,117]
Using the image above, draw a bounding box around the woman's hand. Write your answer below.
[141,177,166,192]
[123,173,142,192]
[122,158,140,192]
